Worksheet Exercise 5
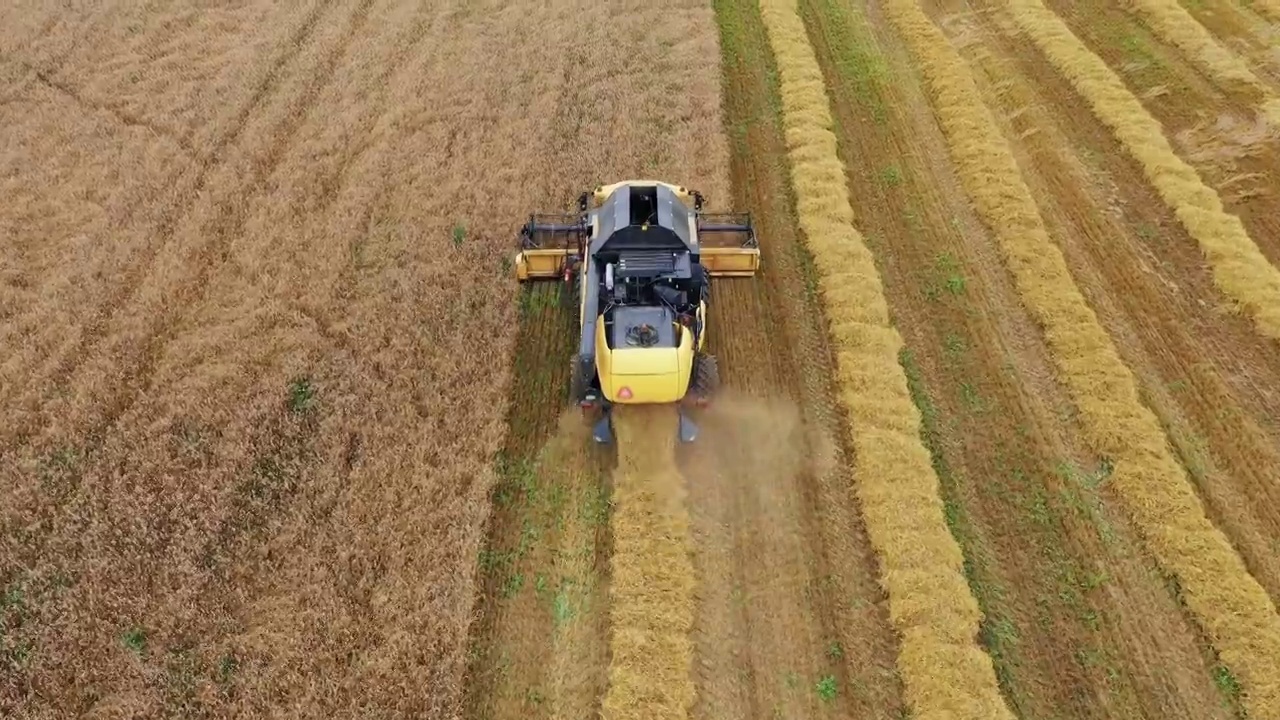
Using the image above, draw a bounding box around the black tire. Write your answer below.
[690,353,719,397]
[569,355,585,403]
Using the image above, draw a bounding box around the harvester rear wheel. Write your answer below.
[570,355,585,404]
[691,352,719,399]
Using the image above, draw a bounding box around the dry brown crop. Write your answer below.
[882,0,1280,715]
[0,0,725,716]
[9,0,1280,717]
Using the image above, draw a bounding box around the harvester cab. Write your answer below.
[512,180,761,444]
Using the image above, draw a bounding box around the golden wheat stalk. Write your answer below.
[881,0,1280,716]
[756,0,1016,716]
[1127,0,1261,87]
[1247,0,1280,23]
[1122,0,1280,126]
[601,407,697,720]
[1004,0,1280,339]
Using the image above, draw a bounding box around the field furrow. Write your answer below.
[1174,0,1280,90]
[1121,0,1280,111]
[1002,0,1280,341]
[757,0,1015,716]
[801,0,1243,715]
[883,0,1280,715]
[927,0,1280,607]
[1039,0,1280,269]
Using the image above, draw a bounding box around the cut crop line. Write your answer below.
[1121,0,1280,123]
[602,408,696,720]
[1002,0,1280,340]
[757,0,1014,717]
[1245,0,1280,23]
[881,0,1280,716]
[0,0,341,451]
[25,63,200,162]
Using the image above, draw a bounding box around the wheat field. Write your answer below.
[4,0,1280,718]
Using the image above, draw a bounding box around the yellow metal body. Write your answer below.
[514,249,571,281]
[593,300,708,404]
[515,179,748,406]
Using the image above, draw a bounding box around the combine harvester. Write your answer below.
[513,180,761,444]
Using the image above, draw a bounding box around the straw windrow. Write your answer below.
[1004,0,1280,340]
[1124,0,1263,88]
[881,0,1280,715]
[601,406,697,720]
[757,0,1015,716]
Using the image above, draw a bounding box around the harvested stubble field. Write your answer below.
[4,0,1280,719]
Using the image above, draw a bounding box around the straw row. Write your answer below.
[882,0,1280,716]
[601,407,697,720]
[757,0,1016,716]
[1004,0,1280,340]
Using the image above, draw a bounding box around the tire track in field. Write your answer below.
[1176,0,1280,91]
[805,0,1225,714]
[1,0,341,449]
[1004,0,1280,342]
[0,0,377,634]
[677,4,909,718]
[464,280,614,720]
[81,0,378,425]
[23,64,199,162]
[757,0,1014,716]
[183,0,463,642]
[835,0,1257,713]
[1117,0,1280,120]
[279,0,462,384]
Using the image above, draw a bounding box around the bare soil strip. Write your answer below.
[1174,0,1280,89]
[803,0,1240,716]
[883,0,1280,715]
[934,0,1280,610]
[1039,0,1280,270]
[464,283,613,720]
[756,0,1015,716]
[1121,0,1280,111]
[1002,0,1280,341]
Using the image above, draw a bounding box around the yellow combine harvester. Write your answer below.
[513,180,761,443]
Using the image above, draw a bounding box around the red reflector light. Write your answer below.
[618,387,632,400]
